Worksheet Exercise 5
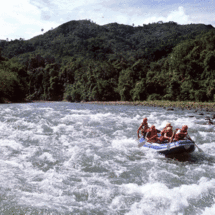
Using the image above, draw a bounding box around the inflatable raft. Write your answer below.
[139,136,195,155]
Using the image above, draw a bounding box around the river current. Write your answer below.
[0,102,214,215]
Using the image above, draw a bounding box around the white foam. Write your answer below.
[0,103,215,214]
[124,177,215,214]
[39,152,56,162]
[111,137,134,149]
[2,107,13,113]
[0,139,23,150]
[69,109,91,114]
[202,203,215,215]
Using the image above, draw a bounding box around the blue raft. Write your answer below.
[139,136,195,155]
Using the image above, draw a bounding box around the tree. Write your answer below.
[131,79,147,101]
[118,68,134,101]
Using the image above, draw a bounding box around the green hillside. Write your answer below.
[0,20,214,103]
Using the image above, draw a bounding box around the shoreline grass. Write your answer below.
[82,100,215,112]
[1,98,215,112]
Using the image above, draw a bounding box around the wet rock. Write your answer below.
[167,108,174,111]
[212,114,215,119]
[208,119,214,125]
[205,116,210,120]
[189,116,194,118]
[199,113,204,115]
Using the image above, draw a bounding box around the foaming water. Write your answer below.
[0,102,214,214]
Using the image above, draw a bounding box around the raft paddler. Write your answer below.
[146,125,159,143]
[137,117,149,139]
[160,122,173,136]
[170,125,193,142]
[158,127,173,143]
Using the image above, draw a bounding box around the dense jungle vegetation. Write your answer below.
[0,20,215,103]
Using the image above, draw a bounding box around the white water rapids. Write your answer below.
[0,102,214,214]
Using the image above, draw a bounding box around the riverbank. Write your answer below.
[81,100,215,112]
[0,98,66,104]
[1,98,215,112]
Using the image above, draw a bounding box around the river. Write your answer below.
[0,102,214,215]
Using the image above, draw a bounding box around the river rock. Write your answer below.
[167,108,174,111]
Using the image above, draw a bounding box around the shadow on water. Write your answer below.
[166,153,200,163]
[166,152,215,165]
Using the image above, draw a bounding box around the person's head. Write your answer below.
[166,122,171,127]
[151,125,156,130]
[181,125,188,132]
[142,118,147,124]
[167,127,172,132]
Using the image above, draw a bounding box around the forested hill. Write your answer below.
[0,20,214,62]
[0,20,215,103]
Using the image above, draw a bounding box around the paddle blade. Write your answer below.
[138,140,146,148]
[195,144,204,153]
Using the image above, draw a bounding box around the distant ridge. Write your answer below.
[0,20,214,61]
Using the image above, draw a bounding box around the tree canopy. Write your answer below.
[0,20,215,103]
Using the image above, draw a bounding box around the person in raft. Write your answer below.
[170,125,193,142]
[155,122,173,143]
[160,122,173,136]
[157,127,173,143]
[146,125,159,143]
[137,117,149,139]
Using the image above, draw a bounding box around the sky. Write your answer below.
[0,0,215,40]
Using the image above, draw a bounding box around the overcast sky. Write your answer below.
[1,0,214,40]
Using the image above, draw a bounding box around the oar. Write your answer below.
[170,129,177,143]
[137,137,146,148]
[187,134,204,153]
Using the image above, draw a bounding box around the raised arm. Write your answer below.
[137,124,142,139]
[170,128,178,142]
[186,133,193,142]
[164,132,171,141]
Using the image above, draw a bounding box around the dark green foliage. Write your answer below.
[165,29,215,101]
[0,47,4,62]
[195,89,207,102]
[147,93,162,101]
[63,59,120,102]
[0,59,28,102]
[27,55,64,101]
[118,68,135,101]
[131,79,147,101]
[0,20,215,103]
[1,20,213,63]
